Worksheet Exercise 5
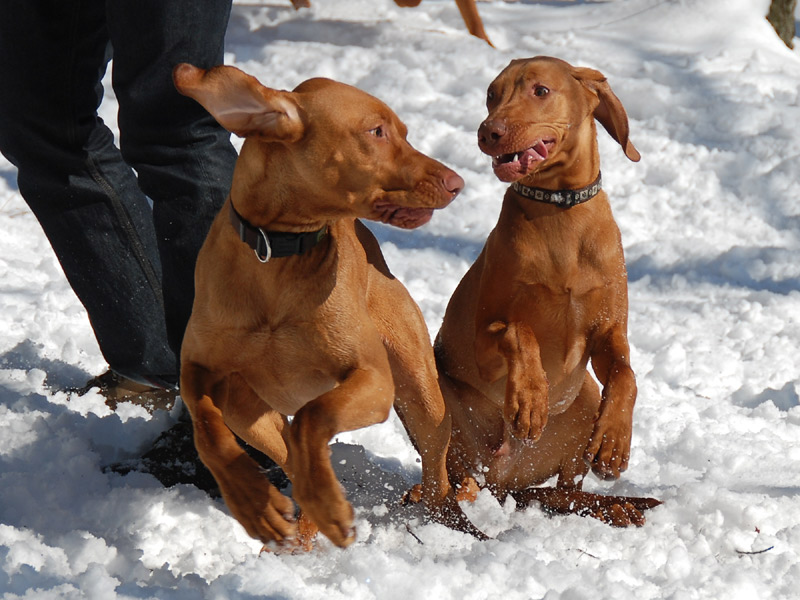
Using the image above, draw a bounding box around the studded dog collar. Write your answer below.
[511,172,602,208]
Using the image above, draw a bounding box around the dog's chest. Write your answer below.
[235,310,370,415]
[514,261,607,337]
[496,248,611,387]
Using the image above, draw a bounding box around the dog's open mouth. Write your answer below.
[491,139,553,182]
[372,202,435,229]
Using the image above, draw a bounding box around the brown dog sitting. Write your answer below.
[173,63,482,549]
[434,56,660,526]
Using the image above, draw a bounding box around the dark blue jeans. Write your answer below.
[0,0,238,388]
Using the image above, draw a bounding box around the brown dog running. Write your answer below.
[289,0,492,46]
[173,63,481,549]
[434,56,659,526]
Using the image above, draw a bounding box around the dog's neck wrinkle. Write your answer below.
[528,145,599,192]
[231,154,329,232]
[231,194,329,234]
[524,117,599,191]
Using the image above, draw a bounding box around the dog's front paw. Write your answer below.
[504,378,548,442]
[292,472,356,548]
[217,457,298,545]
[583,416,632,480]
[309,500,356,548]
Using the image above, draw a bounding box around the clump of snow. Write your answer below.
[2,0,800,597]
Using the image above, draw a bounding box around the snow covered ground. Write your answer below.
[2,0,800,597]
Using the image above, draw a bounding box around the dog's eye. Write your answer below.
[369,126,384,138]
[487,89,495,102]
[534,85,550,98]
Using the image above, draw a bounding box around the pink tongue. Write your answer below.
[519,142,548,170]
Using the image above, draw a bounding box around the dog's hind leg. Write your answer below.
[391,359,486,539]
[371,291,485,538]
[512,486,660,527]
[511,374,659,527]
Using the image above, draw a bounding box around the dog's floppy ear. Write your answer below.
[571,67,640,163]
[173,63,304,142]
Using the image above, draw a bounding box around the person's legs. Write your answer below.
[107,0,238,358]
[0,0,177,388]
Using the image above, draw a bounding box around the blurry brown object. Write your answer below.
[290,0,492,45]
[767,0,798,48]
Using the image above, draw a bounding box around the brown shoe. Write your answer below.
[75,370,178,412]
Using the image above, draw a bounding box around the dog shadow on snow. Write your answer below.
[110,411,428,541]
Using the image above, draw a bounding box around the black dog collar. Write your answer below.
[229,203,328,263]
[511,172,602,208]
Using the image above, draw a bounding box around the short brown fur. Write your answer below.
[435,56,659,526]
[174,64,481,549]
